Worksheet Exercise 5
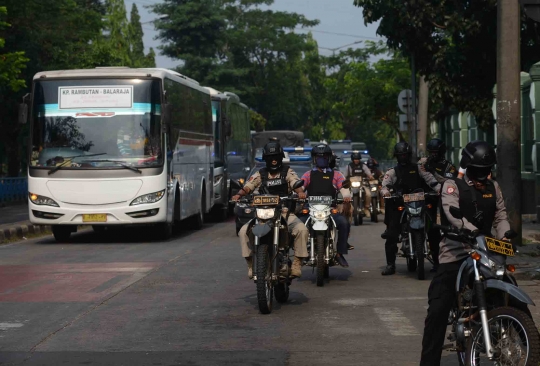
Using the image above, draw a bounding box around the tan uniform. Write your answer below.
[239,167,309,258]
[438,176,510,264]
[380,164,441,196]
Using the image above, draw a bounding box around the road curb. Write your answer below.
[0,223,51,243]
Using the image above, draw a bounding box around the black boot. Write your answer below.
[381,264,396,276]
[381,229,388,239]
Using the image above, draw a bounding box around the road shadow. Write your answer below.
[240,290,309,312]
[377,263,437,281]
[33,221,220,246]
[296,267,353,285]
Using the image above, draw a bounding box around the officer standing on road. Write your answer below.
[232,142,309,279]
[367,157,385,215]
[420,140,511,366]
[346,152,374,217]
[380,142,440,275]
[418,138,458,273]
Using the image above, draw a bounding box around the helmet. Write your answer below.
[351,152,361,161]
[367,158,377,170]
[394,142,411,165]
[262,142,284,172]
[311,144,333,169]
[427,138,446,160]
[460,140,496,182]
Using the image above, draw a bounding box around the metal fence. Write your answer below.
[0,178,28,204]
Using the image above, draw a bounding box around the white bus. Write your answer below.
[25,67,213,241]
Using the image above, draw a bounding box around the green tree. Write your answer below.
[353,0,540,129]
[0,7,28,92]
[129,4,155,68]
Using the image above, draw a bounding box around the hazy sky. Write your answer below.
[125,0,384,69]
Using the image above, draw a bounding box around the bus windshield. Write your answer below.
[30,79,162,169]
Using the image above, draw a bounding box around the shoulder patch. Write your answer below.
[447,186,455,194]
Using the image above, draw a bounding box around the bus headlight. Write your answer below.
[130,190,165,206]
[29,192,59,207]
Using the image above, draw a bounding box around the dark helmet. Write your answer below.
[460,140,496,182]
[311,144,333,168]
[262,141,284,172]
[394,141,412,165]
[351,152,361,161]
[427,138,446,159]
[367,158,376,170]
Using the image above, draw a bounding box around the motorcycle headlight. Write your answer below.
[408,207,422,215]
[130,190,166,206]
[489,259,506,277]
[351,182,361,188]
[256,208,275,220]
[244,208,252,214]
[313,209,331,219]
[371,187,377,192]
[29,192,59,207]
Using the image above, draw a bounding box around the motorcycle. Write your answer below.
[367,179,380,223]
[350,176,364,226]
[303,180,350,287]
[231,180,304,314]
[385,187,438,280]
[434,206,540,365]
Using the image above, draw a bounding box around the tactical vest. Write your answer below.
[259,165,290,196]
[432,160,457,180]
[442,179,497,237]
[394,164,429,194]
[349,162,365,177]
[308,170,337,197]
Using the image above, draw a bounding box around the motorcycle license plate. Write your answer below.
[403,193,425,202]
[308,196,332,204]
[486,237,515,256]
[253,195,279,206]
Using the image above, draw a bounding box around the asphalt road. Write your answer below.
[1,216,539,366]
[0,204,28,226]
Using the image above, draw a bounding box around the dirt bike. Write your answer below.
[435,206,540,365]
[385,187,438,280]
[231,180,304,314]
[350,176,364,226]
[367,179,380,223]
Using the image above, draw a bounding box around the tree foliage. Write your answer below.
[353,0,540,129]
[0,7,28,92]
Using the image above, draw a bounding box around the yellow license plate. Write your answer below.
[82,214,107,222]
[253,195,279,206]
[486,237,515,256]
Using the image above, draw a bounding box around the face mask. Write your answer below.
[396,154,409,165]
[316,156,329,168]
[265,156,281,171]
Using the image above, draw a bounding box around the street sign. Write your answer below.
[520,0,540,22]
[398,89,412,114]
[399,114,408,132]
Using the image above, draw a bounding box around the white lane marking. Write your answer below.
[0,322,24,330]
[373,307,420,336]
[333,297,426,306]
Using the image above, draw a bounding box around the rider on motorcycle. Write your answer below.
[380,141,440,275]
[367,157,385,215]
[418,138,458,273]
[232,142,309,279]
[300,144,352,267]
[420,140,511,366]
[346,152,374,217]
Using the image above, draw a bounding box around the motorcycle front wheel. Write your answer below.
[466,307,540,366]
[371,197,378,223]
[274,283,289,303]
[256,243,274,314]
[412,230,425,280]
[316,233,326,287]
[353,195,360,226]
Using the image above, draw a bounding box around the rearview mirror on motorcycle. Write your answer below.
[230,179,243,190]
[293,180,304,190]
[449,206,463,219]
[504,229,518,239]
[342,180,351,189]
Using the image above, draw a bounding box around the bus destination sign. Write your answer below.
[58,86,133,109]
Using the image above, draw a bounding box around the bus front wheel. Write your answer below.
[52,225,73,242]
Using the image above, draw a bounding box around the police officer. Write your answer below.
[301,144,352,267]
[232,142,309,279]
[380,142,440,275]
[420,140,511,366]
[419,138,458,272]
[346,152,374,217]
[367,157,385,215]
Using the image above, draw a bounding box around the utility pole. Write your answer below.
[417,76,429,157]
[410,53,418,159]
[496,0,521,244]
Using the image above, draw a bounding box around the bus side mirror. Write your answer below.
[18,103,28,124]
[162,103,172,126]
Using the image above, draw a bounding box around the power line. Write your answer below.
[294,28,381,40]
